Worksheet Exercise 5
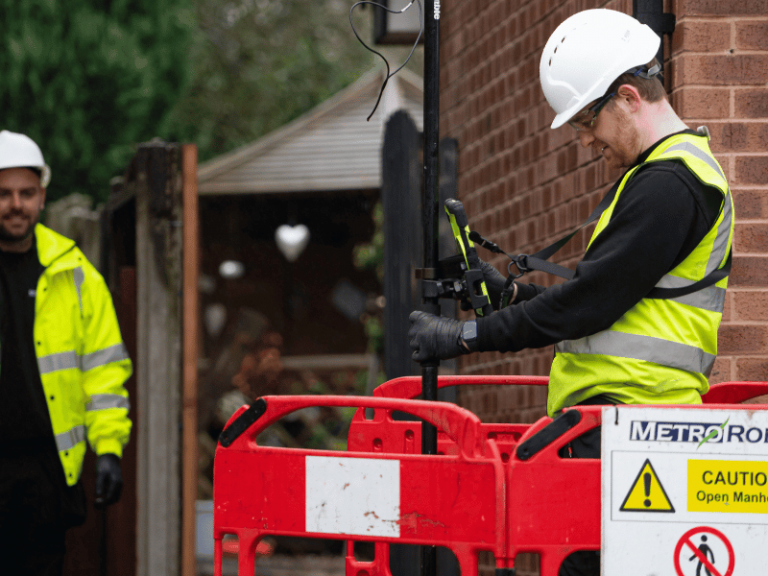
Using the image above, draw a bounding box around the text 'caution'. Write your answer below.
[688,459,768,514]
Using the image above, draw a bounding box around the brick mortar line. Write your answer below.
[717,152,768,156]
[671,84,768,89]
[674,16,768,22]
[683,120,768,124]
[672,50,768,55]
[675,17,768,22]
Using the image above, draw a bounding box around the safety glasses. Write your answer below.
[568,92,616,132]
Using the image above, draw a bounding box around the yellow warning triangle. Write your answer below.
[620,458,675,513]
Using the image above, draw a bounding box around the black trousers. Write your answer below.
[0,446,86,576]
[557,396,614,576]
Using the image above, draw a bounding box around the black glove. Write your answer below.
[95,453,123,508]
[409,311,476,363]
[459,260,509,311]
[479,259,506,294]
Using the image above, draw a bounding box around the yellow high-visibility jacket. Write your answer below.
[549,132,734,416]
[32,223,132,485]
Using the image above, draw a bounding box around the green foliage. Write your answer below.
[1,0,195,202]
[164,0,377,164]
[353,201,384,281]
[363,315,384,354]
[3,0,419,203]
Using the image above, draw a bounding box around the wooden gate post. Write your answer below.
[134,142,183,576]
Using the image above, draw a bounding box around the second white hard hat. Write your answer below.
[539,9,661,129]
[0,130,51,187]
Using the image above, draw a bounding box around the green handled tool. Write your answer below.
[444,199,493,317]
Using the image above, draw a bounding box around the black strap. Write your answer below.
[513,179,622,281]
[646,250,731,299]
[506,170,731,301]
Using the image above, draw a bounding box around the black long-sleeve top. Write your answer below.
[477,131,724,353]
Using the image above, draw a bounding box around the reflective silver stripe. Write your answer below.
[38,344,129,375]
[663,142,733,274]
[706,191,733,275]
[655,275,726,313]
[665,142,726,181]
[55,424,86,452]
[81,343,130,372]
[73,267,85,315]
[86,393,130,412]
[38,351,78,374]
[557,331,716,376]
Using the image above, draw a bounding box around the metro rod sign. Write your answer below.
[602,406,768,576]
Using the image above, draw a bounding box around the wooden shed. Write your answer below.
[193,68,424,493]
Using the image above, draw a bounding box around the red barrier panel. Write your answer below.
[504,405,601,575]
[213,395,510,576]
[215,378,768,576]
[344,377,768,575]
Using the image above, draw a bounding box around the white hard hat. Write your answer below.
[540,9,661,129]
[0,130,51,187]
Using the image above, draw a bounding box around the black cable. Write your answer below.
[349,0,423,121]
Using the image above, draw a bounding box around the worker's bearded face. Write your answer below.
[0,168,46,249]
[601,104,643,170]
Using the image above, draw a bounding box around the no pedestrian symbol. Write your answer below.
[673,527,734,576]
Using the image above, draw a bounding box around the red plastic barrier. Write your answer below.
[344,376,768,575]
[503,405,601,575]
[348,376,544,458]
[345,376,591,575]
[213,395,510,576]
[702,380,768,404]
[215,378,768,576]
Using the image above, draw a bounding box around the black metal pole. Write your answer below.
[632,0,676,80]
[421,1,440,576]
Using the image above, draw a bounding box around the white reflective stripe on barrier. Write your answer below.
[305,455,400,537]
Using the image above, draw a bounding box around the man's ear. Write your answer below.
[39,187,46,210]
[616,84,642,114]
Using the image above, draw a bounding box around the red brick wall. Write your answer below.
[669,0,768,383]
[441,0,768,425]
[439,1,768,574]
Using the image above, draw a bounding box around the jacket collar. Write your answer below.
[34,223,78,269]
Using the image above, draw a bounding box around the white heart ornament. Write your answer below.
[275,224,310,263]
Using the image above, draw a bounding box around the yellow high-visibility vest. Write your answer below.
[32,224,132,485]
[548,132,734,417]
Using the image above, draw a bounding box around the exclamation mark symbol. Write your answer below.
[643,472,651,508]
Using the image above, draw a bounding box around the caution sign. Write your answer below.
[688,459,768,514]
[620,458,675,512]
[673,526,734,576]
[604,406,768,576]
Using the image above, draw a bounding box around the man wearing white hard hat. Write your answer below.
[409,10,733,574]
[0,130,132,574]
